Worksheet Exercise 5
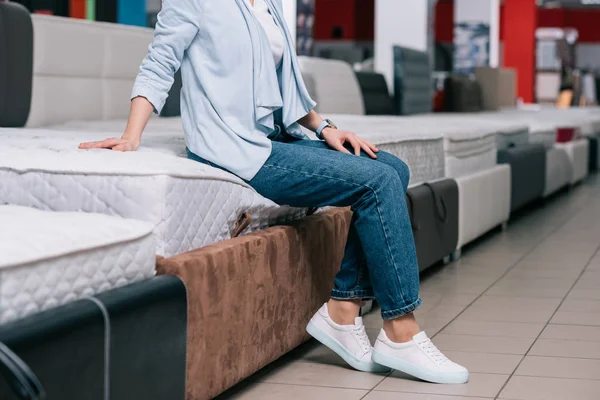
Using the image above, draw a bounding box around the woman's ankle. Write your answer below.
[383,312,421,343]
[327,298,362,325]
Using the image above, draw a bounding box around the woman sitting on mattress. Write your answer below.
[79,0,468,384]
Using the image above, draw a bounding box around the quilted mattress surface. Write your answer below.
[0,129,308,258]
[502,108,600,138]
[0,205,156,323]
[56,116,447,187]
[432,113,531,151]
[320,114,445,186]
[325,114,499,179]
[404,115,500,178]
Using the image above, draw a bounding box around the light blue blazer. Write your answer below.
[131,0,316,180]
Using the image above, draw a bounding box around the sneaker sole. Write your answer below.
[306,320,390,373]
[372,348,469,384]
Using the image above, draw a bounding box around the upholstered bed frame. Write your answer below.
[454,165,512,257]
[407,180,459,270]
[0,277,188,400]
[498,144,547,212]
[557,139,590,185]
[544,147,573,197]
[156,209,352,400]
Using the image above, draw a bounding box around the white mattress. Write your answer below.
[431,113,531,151]
[56,116,448,187]
[326,114,498,180]
[0,129,308,258]
[319,115,445,186]
[405,116,500,178]
[501,108,600,140]
[0,206,156,324]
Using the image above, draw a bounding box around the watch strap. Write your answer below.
[316,120,332,140]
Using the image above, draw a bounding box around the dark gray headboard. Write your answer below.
[355,72,396,116]
[0,2,33,127]
[393,46,433,115]
[444,75,484,113]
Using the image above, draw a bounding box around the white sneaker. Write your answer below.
[306,303,390,373]
[372,330,469,384]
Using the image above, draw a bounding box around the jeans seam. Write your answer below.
[354,261,364,289]
[370,185,409,307]
[261,162,368,188]
[261,162,410,309]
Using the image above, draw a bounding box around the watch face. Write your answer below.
[326,119,338,129]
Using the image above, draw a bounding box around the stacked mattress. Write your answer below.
[0,205,156,324]
[0,129,308,257]
[500,108,593,185]
[428,114,531,151]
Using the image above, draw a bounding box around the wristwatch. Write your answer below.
[316,119,337,140]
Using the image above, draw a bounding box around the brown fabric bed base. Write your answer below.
[156,208,352,400]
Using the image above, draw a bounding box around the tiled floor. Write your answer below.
[221,175,600,400]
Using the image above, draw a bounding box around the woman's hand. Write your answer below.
[78,136,140,152]
[321,127,379,159]
[78,97,153,152]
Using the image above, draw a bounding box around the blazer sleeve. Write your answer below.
[131,0,201,114]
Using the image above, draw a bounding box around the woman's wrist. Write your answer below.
[320,126,336,138]
[121,132,141,145]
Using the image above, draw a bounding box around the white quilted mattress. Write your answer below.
[320,115,445,186]
[501,108,600,138]
[0,206,156,324]
[324,114,501,180]
[431,113,530,151]
[56,116,447,187]
[0,129,308,258]
[402,116,499,178]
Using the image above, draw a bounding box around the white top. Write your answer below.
[248,0,285,67]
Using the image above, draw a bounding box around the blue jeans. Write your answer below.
[187,136,422,320]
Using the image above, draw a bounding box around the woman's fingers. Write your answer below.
[347,136,362,156]
[360,141,378,159]
[79,138,123,149]
[361,138,379,152]
[330,140,352,155]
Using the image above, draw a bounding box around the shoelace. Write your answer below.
[353,325,372,353]
[419,339,449,365]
